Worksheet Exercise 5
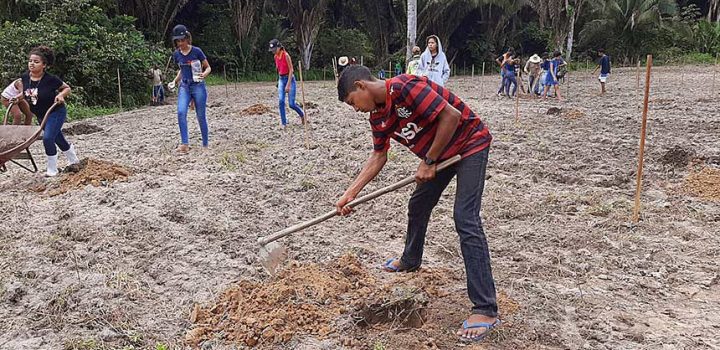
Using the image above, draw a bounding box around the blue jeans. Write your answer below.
[504,72,517,97]
[278,75,304,126]
[40,106,71,156]
[536,72,547,95]
[153,84,164,102]
[401,147,497,317]
[497,71,506,94]
[177,81,209,147]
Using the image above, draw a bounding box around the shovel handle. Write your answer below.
[258,155,462,246]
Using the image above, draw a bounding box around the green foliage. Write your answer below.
[579,0,678,60]
[314,27,375,68]
[0,0,165,107]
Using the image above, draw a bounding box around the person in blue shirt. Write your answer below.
[542,51,565,101]
[501,55,519,98]
[592,48,611,95]
[168,24,211,154]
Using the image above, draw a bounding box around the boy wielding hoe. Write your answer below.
[335,65,501,342]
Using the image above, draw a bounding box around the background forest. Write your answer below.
[1,0,719,107]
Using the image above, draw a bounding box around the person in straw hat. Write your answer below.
[338,56,350,76]
[524,54,543,96]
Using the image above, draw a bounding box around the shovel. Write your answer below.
[257,154,462,275]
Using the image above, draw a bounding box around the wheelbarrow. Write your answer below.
[0,101,56,173]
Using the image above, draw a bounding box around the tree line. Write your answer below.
[1,0,718,107]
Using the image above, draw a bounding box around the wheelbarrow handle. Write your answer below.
[258,154,462,246]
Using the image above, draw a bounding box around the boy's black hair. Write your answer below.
[542,52,549,59]
[553,50,561,57]
[598,48,605,54]
[337,65,375,102]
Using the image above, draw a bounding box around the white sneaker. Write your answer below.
[63,144,80,165]
[46,155,59,177]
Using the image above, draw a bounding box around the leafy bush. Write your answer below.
[0,0,166,107]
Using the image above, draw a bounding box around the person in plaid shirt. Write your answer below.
[335,65,500,342]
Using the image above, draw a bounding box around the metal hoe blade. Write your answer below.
[258,240,287,276]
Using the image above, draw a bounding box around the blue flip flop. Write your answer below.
[381,258,402,272]
[459,318,501,342]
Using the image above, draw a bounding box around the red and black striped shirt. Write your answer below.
[369,75,492,160]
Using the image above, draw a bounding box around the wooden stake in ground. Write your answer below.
[471,64,474,77]
[481,62,485,94]
[713,53,718,98]
[117,68,122,110]
[224,64,228,98]
[298,61,310,149]
[636,58,641,92]
[633,54,653,223]
[680,56,685,88]
[514,87,520,122]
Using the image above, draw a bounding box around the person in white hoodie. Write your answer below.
[417,35,450,86]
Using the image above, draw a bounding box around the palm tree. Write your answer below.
[407,0,417,61]
[287,0,329,70]
[579,0,677,60]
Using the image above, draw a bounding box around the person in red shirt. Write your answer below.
[269,39,304,127]
[335,65,500,342]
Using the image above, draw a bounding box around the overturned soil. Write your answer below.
[684,166,720,201]
[1,66,719,350]
[62,123,104,136]
[241,103,272,116]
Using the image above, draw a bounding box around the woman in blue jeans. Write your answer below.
[17,45,79,176]
[269,39,304,127]
[170,24,211,153]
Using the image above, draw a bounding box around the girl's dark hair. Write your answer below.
[174,32,193,47]
[29,45,55,66]
[553,50,561,57]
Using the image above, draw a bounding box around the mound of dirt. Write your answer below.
[562,108,585,119]
[185,254,507,348]
[546,107,562,115]
[186,254,377,347]
[241,104,272,116]
[659,146,696,167]
[684,166,720,201]
[48,158,131,196]
[62,123,104,136]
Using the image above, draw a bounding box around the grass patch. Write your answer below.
[0,104,120,124]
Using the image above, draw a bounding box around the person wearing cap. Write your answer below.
[406,46,422,75]
[338,56,350,76]
[524,54,543,96]
[269,39,305,127]
[169,24,211,153]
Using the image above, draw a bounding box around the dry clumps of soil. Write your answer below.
[0,138,25,152]
[546,107,584,119]
[684,166,720,201]
[300,101,319,109]
[185,254,491,348]
[659,146,696,168]
[62,123,104,136]
[241,104,272,116]
[48,158,131,196]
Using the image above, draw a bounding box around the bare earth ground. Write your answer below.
[1,66,719,350]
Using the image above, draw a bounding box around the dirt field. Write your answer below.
[1,65,719,350]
